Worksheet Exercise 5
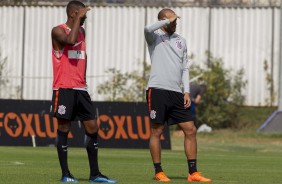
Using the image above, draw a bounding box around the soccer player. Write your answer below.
[51,1,117,183]
[144,9,212,182]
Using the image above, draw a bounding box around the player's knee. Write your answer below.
[58,125,71,133]
[150,123,164,137]
[86,127,98,135]
[184,125,196,137]
[84,132,98,148]
[84,120,98,134]
[85,125,98,134]
[150,128,163,137]
[55,130,69,147]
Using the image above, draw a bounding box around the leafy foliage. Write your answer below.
[0,52,9,93]
[191,52,247,128]
[97,62,150,102]
[0,50,21,99]
[263,60,275,106]
[0,0,38,5]
[98,52,247,128]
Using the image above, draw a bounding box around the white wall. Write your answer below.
[0,6,279,106]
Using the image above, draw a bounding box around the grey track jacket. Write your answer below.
[144,19,190,94]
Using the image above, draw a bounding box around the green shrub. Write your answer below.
[98,52,247,129]
[97,62,150,102]
[0,52,9,96]
[191,52,247,128]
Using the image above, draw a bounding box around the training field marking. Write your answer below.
[0,161,24,166]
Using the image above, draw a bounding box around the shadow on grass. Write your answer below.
[169,176,187,180]
[77,178,89,182]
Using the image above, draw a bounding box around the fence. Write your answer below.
[0,5,280,106]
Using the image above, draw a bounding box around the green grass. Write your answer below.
[0,106,280,183]
[237,106,276,129]
[1,131,282,184]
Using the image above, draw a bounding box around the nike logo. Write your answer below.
[62,145,68,149]
[73,41,82,47]
[66,178,75,182]
[94,143,98,149]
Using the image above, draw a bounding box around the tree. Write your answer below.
[97,62,150,102]
[0,0,38,5]
[263,60,275,106]
[191,52,247,128]
[98,52,247,128]
[0,50,21,99]
[0,52,9,97]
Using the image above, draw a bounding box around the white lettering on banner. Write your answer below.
[68,50,85,59]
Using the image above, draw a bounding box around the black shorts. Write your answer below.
[146,88,194,125]
[51,88,96,121]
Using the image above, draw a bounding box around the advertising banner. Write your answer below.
[0,100,171,149]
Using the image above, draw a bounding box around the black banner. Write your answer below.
[0,100,171,149]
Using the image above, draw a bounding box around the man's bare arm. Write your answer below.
[52,7,89,50]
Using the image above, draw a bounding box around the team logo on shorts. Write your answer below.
[175,40,182,50]
[58,105,66,115]
[150,110,157,119]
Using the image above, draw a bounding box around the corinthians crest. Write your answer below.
[150,110,157,119]
[175,40,182,50]
[58,105,66,115]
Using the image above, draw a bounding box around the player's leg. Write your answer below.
[150,123,163,169]
[56,119,77,182]
[83,119,117,183]
[170,91,211,182]
[150,123,171,181]
[178,121,197,172]
[83,120,99,177]
[52,89,77,183]
[178,121,212,182]
[170,91,198,173]
[78,91,117,183]
[146,88,170,182]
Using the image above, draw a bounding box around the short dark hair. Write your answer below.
[66,1,85,17]
[158,8,173,20]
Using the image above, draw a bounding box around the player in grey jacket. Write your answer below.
[145,8,212,182]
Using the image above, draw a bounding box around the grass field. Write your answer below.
[1,129,282,184]
[0,106,280,183]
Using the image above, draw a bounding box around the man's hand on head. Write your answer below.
[75,7,90,19]
[168,14,180,23]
